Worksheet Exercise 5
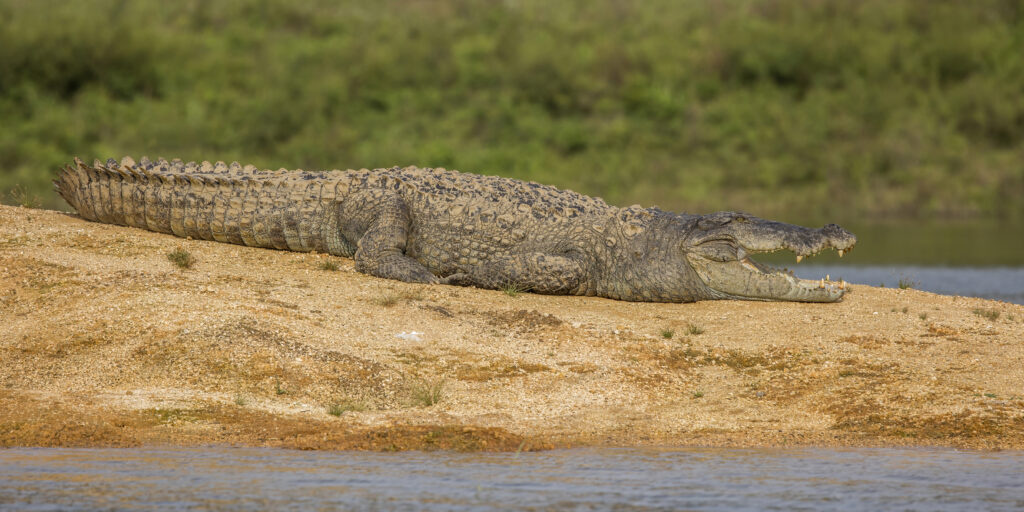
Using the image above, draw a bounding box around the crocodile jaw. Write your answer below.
[683,214,857,302]
[688,255,847,302]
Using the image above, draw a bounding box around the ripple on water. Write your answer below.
[2,447,1024,511]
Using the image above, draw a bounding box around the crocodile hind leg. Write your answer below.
[440,253,584,295]
[353,197,439,284]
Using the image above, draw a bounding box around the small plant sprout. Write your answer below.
[327,399,368,417]
[411,378,445,407]
[692,391,704,398]
[373,290,423,307]
[972,308,1000,321]
[318,260,339,271]
[233,394,247,406]
[919,313,928,320]
[500,281,526,298]
[687,324,705,335]
[167,248,195,269]
[897,277,916,290]
[661,329,674,339]
[274,379,287,395]
[9,185,41,208]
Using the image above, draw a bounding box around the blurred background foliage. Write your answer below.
[1,0,1022,223]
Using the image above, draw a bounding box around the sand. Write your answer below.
[1,204,1022,451]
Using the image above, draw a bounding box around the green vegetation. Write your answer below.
[660,329,675,339]
[327,400,367,417]
[7,185,40,208]
[972,308,1001,321]
[687,324,705,336]
[897,277,917,290]
[317,260,339,271]
[167,248,195,269]
[500,282,526,298]
[1,0,1022,222]
[374,294,400,308]
[410,378,446,407]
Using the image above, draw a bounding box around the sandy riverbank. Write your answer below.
[2,204,1022,451]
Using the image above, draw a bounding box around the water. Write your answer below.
[1,447,1022,511]
[794,265,1024,305]
[771,222,1024,267]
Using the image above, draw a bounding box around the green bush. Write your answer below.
[0,0,1021,220]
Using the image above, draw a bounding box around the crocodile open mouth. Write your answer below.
[743,247,852,301]
[690,248,853,302]
[686,222,857,302]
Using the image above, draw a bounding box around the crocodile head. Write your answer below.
[684,212,857,302]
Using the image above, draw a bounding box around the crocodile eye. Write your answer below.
[697,216,729,230]
[695,240,738,262]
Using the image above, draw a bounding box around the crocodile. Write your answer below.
[54,157,856,302]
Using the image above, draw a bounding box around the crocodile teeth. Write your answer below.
[796,255,803,263]
[838,249,844,258]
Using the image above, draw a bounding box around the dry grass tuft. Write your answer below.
[327,399,368,416]
[972,308,1001,321]
[455,359,551,382]
[373,289,425,307]
[839,335,889,348]
[409,378,446,407]
[9,185,41,209]
[167,248,195,269]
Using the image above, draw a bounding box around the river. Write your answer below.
[793,265,1024,304]
[2,446,1023,511]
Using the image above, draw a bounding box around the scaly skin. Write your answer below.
[54,157,857,302]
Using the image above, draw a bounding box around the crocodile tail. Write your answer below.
[55,157,162,229]
[55,156,246,240]
[55,157,129,226]
[54,156,347,253]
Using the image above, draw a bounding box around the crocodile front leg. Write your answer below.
[354,196,439,284]
[441,252,584,295]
